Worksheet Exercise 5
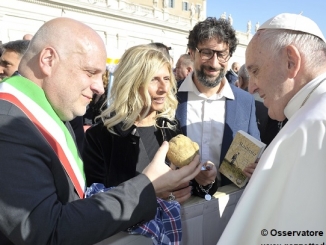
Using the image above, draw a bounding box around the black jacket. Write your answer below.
[83,118,218,197]
[83,118,179,187]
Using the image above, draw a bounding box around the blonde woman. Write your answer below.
[83,45,217,203]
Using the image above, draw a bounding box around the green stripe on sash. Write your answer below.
[6,75,85,183]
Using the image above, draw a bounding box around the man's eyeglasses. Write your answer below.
[195,47,230,63]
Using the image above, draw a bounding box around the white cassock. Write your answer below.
[217,73,326,245]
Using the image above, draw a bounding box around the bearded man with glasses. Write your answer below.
[176,17,260,189]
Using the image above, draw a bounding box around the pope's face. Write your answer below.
[246,35,296,121]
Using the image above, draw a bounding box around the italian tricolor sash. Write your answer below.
[0,76,86,198]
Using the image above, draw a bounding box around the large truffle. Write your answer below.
[167,134,199,167]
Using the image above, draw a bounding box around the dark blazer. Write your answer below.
[254,99,270,141]
[254,99,288,147]
[0,100,157,245]
[176,85,260,186]
[83,118,179,187]
[225,69,238,85]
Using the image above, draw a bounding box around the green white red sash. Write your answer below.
[0,76,86,198]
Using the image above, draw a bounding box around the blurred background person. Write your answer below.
[236,64,249,90]
[22,33,33,40]
[175,53,194,84]
[148,42,173,64]
[225,61,240,85]
[0,40,30,80]
[0,43,3,57]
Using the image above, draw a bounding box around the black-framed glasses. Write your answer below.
[195,47,230,63]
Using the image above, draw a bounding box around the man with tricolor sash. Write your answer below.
[0,17,203,245]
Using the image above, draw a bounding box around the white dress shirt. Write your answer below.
[179,72,235,178]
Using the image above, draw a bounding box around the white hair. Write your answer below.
[258,29,326,71]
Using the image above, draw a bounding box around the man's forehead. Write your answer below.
[246,45,260,71]
[2,50,20,57]
[1,51,20,63]
[199,38,228,47]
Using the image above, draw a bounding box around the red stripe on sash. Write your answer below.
[0,93,85,198]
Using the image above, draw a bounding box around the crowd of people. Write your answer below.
[0,12,325,245]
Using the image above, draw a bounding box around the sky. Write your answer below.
[206,1,326,36]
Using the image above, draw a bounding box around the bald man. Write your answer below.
[22,33,33,40]
[0,17,202,245]
[225,61,240,85]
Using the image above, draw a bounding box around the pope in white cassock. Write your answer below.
[218,13,326,245]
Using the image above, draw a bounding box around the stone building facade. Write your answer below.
[0,0,252,67]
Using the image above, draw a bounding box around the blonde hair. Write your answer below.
[101,45,178,133]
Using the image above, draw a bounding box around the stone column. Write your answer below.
[163,8,169,20]
[200,0,206,21]
[118,0,125,10]
[0,14,4,43]
[116,31,128,50]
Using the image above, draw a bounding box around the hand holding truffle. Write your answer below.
[142,141,203,195]
[167,135,217,185]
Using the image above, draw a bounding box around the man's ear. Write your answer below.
[286,45,301,78]
[39,47,57,76]
[189,49,195,60]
